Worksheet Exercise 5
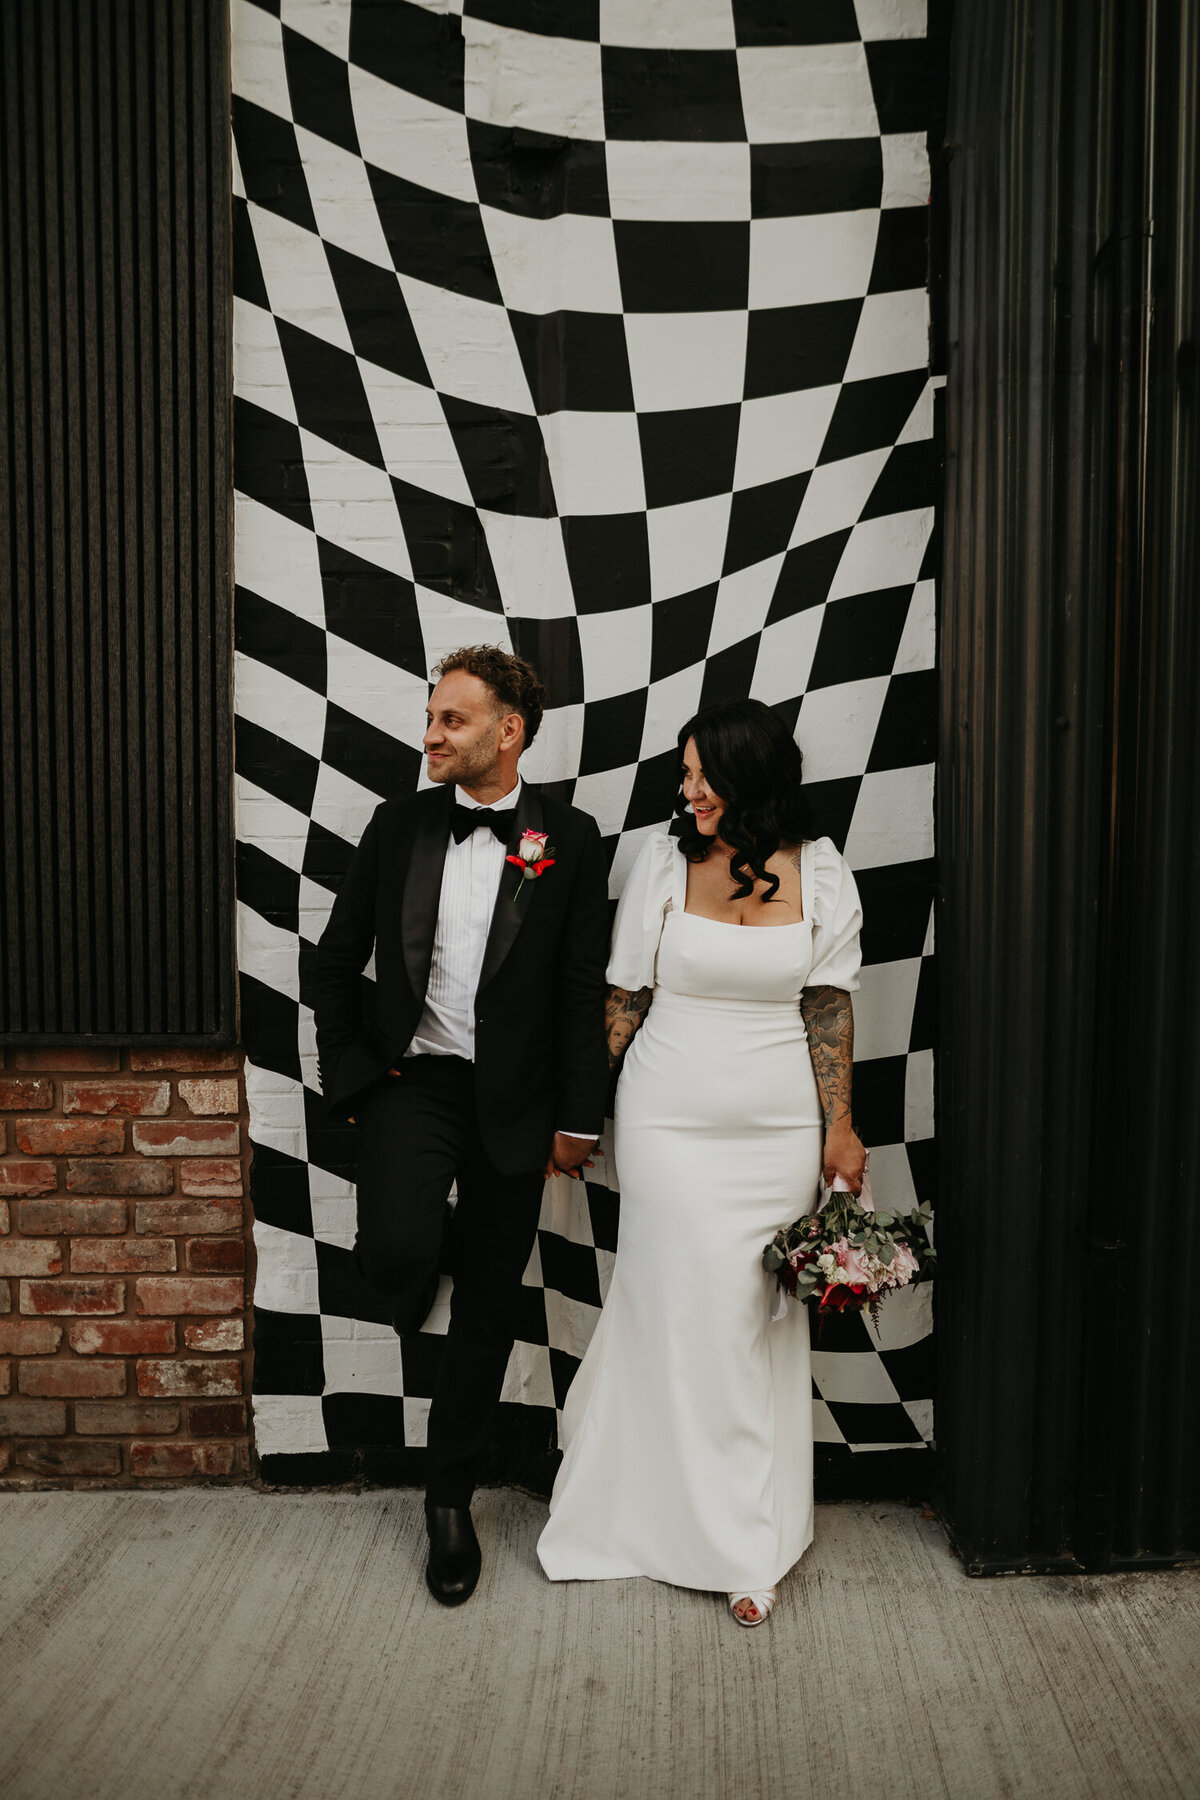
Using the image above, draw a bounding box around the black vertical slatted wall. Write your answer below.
[937,0,1199,1570]
[0,0,234,1044]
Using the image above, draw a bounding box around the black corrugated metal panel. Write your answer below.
[0,0,234,1043]
[937,0,1199,1570]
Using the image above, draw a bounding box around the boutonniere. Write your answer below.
[506,829,555,899]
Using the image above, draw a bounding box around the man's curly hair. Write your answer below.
[433,644,546,749]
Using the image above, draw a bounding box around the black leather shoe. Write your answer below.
[424,1500,481,1606]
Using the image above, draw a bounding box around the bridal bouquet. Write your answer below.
[763,1166,936,1340]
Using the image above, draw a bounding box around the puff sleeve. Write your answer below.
[805,836,864,993]
[605,831,675,991]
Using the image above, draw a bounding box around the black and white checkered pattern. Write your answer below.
[232,0,937,1481]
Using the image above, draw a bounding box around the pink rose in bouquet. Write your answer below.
[838,1240,873,1287]
[888,1241,921,1286]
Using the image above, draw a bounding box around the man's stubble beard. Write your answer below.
[427,738,502,789]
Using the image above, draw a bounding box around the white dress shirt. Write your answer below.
[405,778,595,1140]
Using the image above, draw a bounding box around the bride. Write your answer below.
[537,698,866,1627]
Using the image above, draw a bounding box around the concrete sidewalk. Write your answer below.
[0,1488,1195,1800]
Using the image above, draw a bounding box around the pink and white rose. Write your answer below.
[517,829,549,864]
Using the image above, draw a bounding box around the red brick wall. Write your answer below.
[0,1047,254,1485]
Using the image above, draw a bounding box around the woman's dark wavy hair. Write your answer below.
[670,698,816,902]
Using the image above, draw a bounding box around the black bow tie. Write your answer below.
[450,802,512,845]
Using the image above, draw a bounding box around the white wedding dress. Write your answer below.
[537,830,863,1593]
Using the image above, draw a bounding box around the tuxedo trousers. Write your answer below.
[351,1055,545,1507]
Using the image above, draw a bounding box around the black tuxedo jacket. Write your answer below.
[311,781,612,1174]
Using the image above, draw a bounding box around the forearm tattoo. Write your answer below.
[800,984,854,1131]
[605,984,652,1071]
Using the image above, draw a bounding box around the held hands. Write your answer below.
[822,1119,867,1195]
[543,1132,599,1182]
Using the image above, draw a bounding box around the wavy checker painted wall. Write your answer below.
[232,0,938,1480]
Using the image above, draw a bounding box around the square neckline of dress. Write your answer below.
[672,835,814,930]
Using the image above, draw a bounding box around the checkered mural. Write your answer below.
[232,0,938,1482]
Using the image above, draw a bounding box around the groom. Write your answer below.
[312,645,610,1605]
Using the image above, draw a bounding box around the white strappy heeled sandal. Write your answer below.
[728,1586,776,1627]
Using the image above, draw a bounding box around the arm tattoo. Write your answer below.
[799,984,854,1131]
[605,984,652,1071]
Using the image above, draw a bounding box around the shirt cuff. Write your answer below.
[556,1129,599,1139]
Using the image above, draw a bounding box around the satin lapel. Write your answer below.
[400,787,453,1003]
[477,783,545,994]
